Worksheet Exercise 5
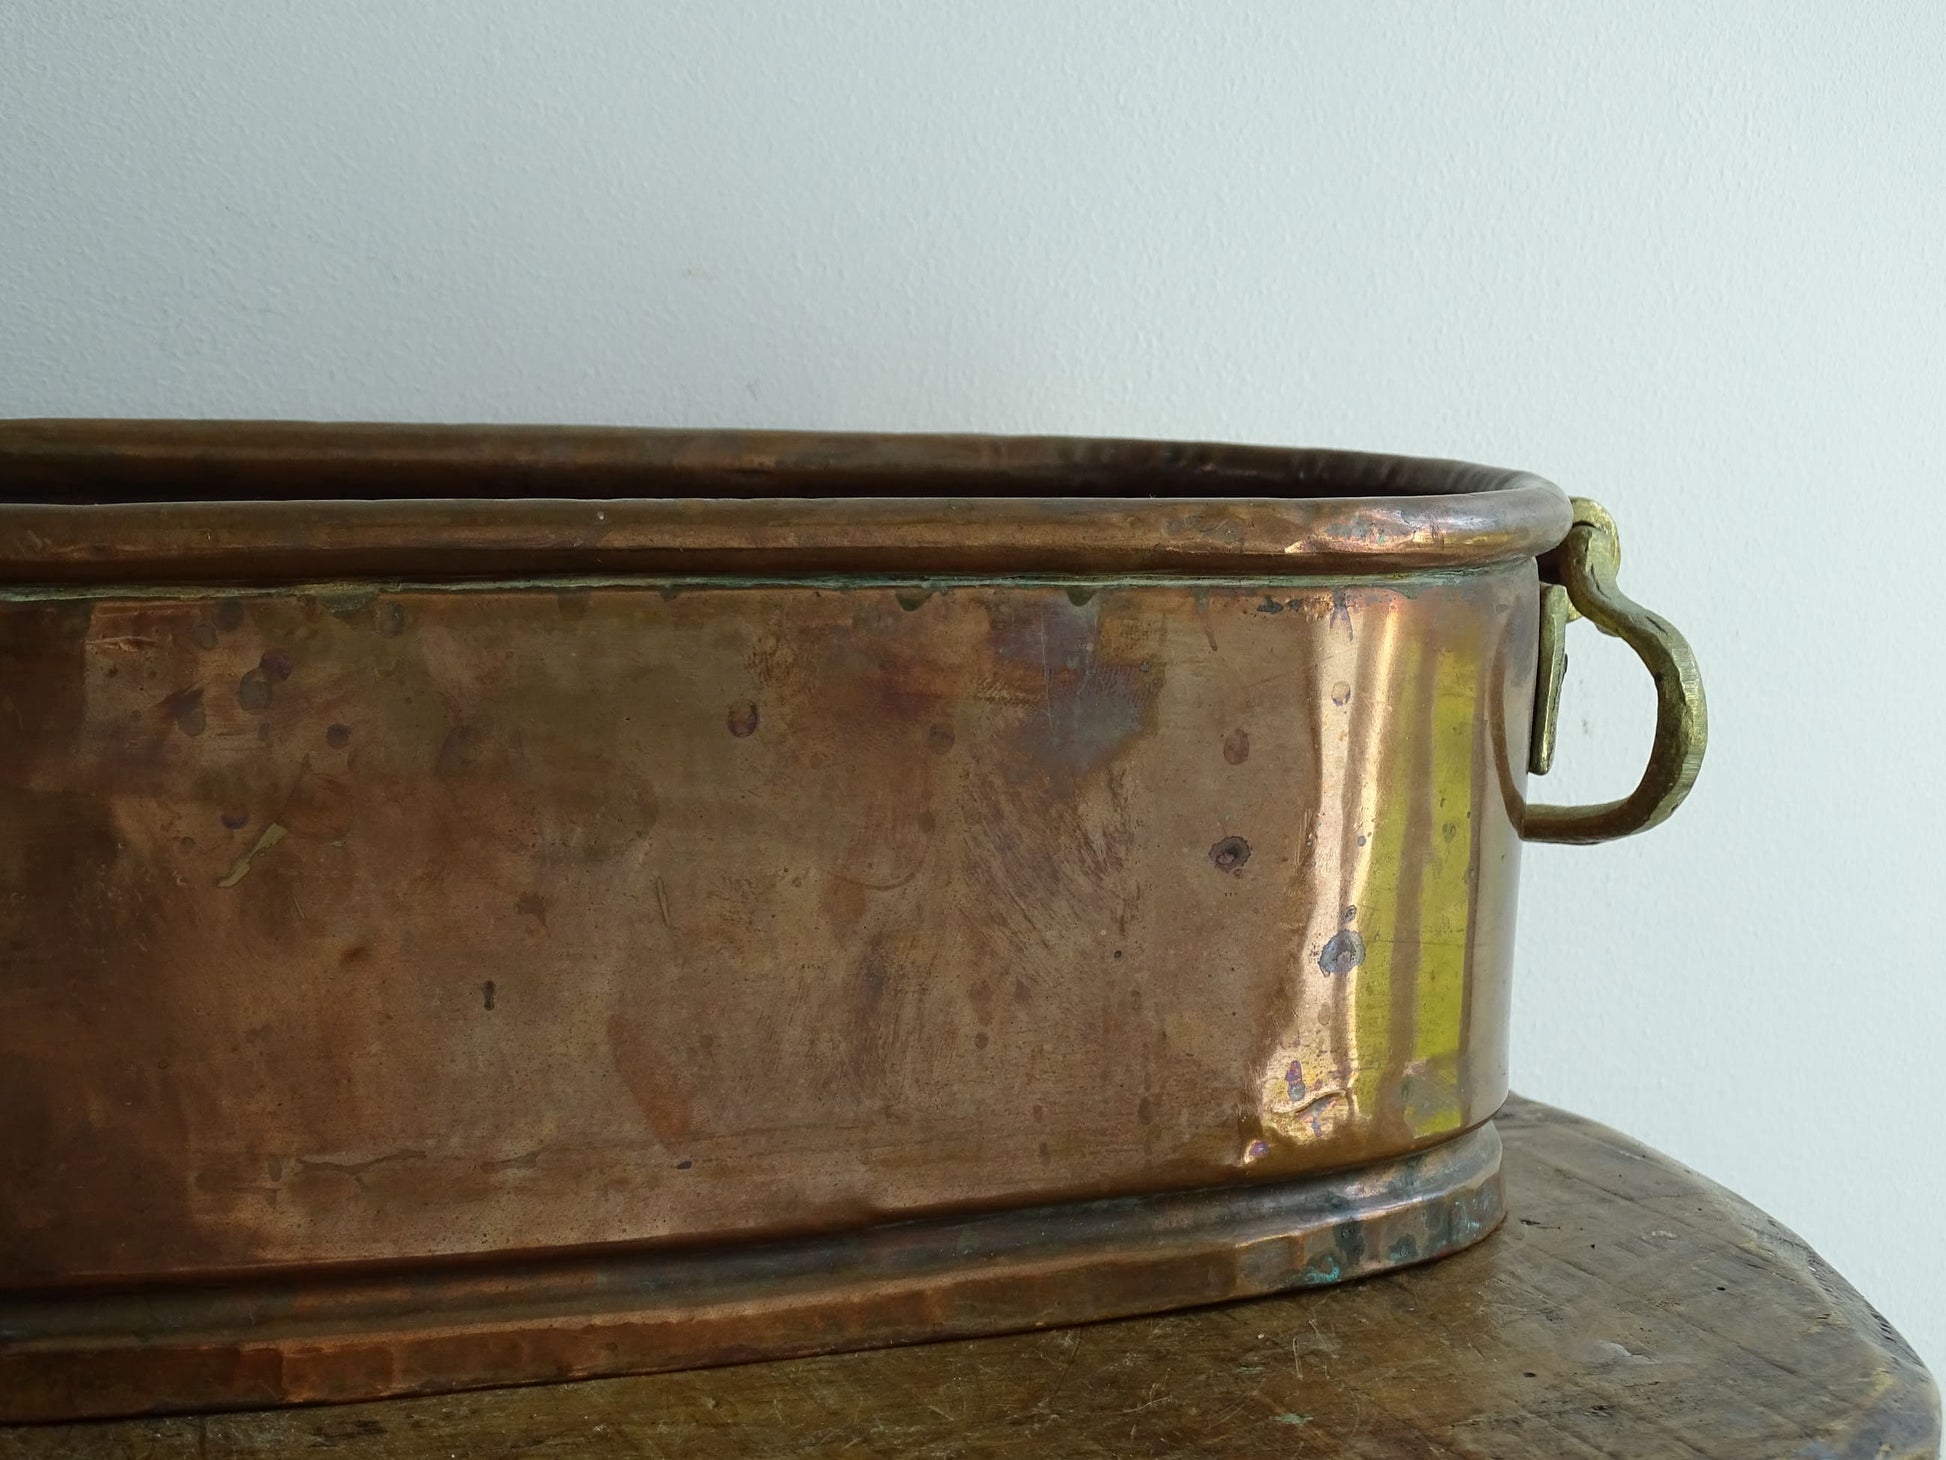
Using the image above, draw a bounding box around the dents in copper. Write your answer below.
[1319,928,1366,975]
[1209,835,1253,875]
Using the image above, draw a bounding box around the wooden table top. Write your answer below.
[3,1096,1936,1458]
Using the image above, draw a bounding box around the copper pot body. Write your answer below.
[0,424,1704,1417]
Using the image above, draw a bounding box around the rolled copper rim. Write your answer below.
[0,420,1572,582]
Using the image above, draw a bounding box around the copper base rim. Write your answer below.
[0,1121,1503,1423]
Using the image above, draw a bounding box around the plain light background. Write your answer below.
[6,2,1943,1375]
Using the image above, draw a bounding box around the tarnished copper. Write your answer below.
[0,422,1704,1419]
[0,1126,1502,1422]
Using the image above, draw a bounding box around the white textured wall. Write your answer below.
[6,3,1943,1374]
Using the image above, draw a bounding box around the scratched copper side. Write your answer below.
[0,569,1535,1287]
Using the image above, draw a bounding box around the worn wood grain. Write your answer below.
[3,1097,1935,1458]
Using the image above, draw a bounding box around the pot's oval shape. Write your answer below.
[0,423,1700,1419]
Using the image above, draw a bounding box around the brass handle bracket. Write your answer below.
[1521,498,1708,844]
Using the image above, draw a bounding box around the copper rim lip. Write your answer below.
[0,421,1572,582]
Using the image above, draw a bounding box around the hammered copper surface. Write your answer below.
[0,569,1536,1286]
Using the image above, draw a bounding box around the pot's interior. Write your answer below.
[2,421,1536,503]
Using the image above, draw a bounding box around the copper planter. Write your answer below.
[0,422,1706,1419]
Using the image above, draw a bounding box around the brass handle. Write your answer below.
[1521,498,1708,844]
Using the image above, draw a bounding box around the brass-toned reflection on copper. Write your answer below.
[0,422,1707,1419]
